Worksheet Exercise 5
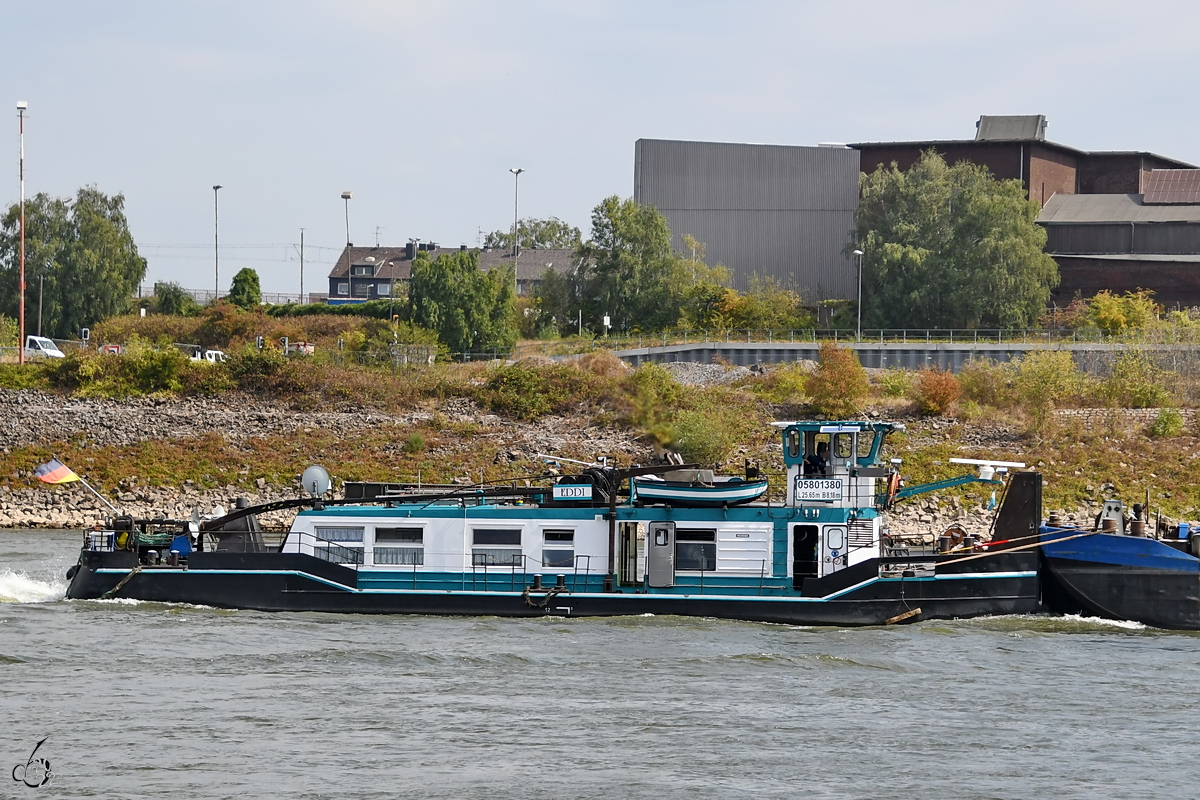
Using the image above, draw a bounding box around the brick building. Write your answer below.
[1038,170,1200,307]
[852,115,1192,208]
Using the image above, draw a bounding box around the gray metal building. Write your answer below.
[633,138,860,300]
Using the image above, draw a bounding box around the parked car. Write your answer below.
[190,349,227,364]
[24,336,65,359]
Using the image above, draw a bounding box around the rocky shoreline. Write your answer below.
[0,387,1134,534]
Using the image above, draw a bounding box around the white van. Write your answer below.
[190,349,228,364]
[24,336,65,359]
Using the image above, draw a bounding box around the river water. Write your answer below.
[2,528,1199,799]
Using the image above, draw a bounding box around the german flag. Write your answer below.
[34,458,81,485]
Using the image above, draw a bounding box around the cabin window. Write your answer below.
[833,433,854,459]
[374,527,423,565]
[676,529,716,571]
[825,527,845,550]
[313,526,364,564]
[542,529,575,568]
[472,528,523,566]
[786,429,800,459]
[316,526,363,542]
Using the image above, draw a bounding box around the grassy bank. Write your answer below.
[2,346,1198,521]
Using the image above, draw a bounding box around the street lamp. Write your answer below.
[853,249,864,341]
[38,259,51,337]
[341,191,353,246]
[213,185,222,299]
[17,101,27,365]
[508,168,524,260]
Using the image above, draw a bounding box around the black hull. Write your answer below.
[1043,556,1200,630]
[66,550,1040,627]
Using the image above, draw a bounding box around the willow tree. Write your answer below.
[854,151,1059,329]
[407,249,517,354]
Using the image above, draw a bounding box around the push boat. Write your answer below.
[64,420,1046,626]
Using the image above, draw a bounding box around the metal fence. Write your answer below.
[136,285,319,305]
[511,326,1200,359]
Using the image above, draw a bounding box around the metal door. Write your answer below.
[647,522,675,587]
[822,525,847,577]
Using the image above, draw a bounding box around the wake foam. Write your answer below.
[0,570,66,603]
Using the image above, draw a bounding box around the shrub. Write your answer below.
[914,368,961,415]
[227,347,288,392]
[1013,350,1083,431]
[479,363,602,421]
[49,339,191,397]
[621,363,683,444]
[670,409,738,466]
[806,341,869,418]
[1099,350,1173,409]
[877,368,914,399]
[403,432,427,453]
[958,359,1015,408]
[1149,408,1185,438]
[743,362,810,405]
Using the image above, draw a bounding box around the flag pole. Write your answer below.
[52,454,120,513]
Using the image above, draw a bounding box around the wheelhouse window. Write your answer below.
[676,529,716,571]
[374,527,423,565]
[472,528,522,566]
[542,529,574,568]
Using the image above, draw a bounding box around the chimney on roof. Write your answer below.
[405,241,415,259]
[460,244,467,251]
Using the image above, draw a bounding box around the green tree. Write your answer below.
[854,151,1059,329]
[576,196,678,332]
[671,234,734,329]
[484,217,582,251]
[228,267,261,310]
[153,282,201,316]
[0,187,147,339]
[408,249,518,353]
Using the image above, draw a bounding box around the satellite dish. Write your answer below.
[302,465,332,499]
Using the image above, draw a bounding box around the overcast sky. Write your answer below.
[4,0,1200,295]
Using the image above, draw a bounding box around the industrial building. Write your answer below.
[633,138,860,301]
[852,115,1193,207]
[1038,170,1200,307]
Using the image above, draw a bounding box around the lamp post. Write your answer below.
[213,185,222,299]
[341,191,353,246]
[853,249,864,341]
[38,259,51,337]
[508,168,523,260]
[17,101,27,365]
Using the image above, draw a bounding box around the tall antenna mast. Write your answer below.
[299,227,305,302]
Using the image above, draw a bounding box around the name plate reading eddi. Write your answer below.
[795,479,843,501]
[553,485,593,500]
